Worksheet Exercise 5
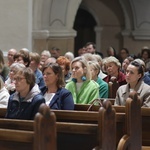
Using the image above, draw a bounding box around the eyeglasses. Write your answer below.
[13,77,26,82]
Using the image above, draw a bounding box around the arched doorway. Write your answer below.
[73,8,97,56]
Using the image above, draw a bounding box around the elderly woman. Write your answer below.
[115,61,150,107]
[41,63,74,110]
[65,56,99,104]
[5,67,45,120]
[5,63,25,94]
[103,56,126,86]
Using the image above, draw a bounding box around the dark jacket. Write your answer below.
[5,84,45,120]
[104,71,126,86]
[41,86,74,110]
[35,68,45,89]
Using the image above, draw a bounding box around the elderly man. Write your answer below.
[7,48,17,66]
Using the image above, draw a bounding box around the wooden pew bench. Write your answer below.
[117,91,150,150]
[0,104,57,150]
[53,99,150,147]
[0,101,116,150]
[0,97,149,149]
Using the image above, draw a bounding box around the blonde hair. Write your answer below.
[71,56,91,80]
[88,61,100,75]
[93,54,103,62]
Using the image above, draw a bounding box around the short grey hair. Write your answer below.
[103,56,121,68]
[41,50,51,58]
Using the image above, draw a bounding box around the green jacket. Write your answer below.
[96,77,108,98]
[65,80,99,104]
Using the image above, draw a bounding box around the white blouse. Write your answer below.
[44,92,55,106]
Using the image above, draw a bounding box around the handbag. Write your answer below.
[87,98,103,111]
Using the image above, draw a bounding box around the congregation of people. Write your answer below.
[0,42,150,120]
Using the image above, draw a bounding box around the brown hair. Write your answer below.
[43,63,65,88]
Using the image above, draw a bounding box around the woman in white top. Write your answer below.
[0,76,10,108]
[5,63,25,94]
[41,63,74,110]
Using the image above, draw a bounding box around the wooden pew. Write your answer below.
[117,91,150,150]
[74,98,115,111]
[0,101,116,150]
[108,77,120,98]
[117,91,141,150]
[0,104,57,150]
[0,98,150,148]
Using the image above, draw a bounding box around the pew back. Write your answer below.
[0,104,57,150]
[0,101,116,150]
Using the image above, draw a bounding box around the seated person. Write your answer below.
[29,52,45,89]
[5,67,45,120]
[88,61,108,98]
[41,63,74,110]
[5,63,25,95]
[103,56,126,86]
[56,56,71,83]
[0,76,10,108]
[115,61,150,107]
[14,49,30,67]
[65,56,99,104]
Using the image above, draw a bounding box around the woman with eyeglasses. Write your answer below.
[5,62,25,95]
[5,67,45,120]
[41,63,74,110]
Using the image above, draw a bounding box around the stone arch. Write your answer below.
[118,0,134,36]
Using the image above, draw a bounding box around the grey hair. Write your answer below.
[103,56,121,68]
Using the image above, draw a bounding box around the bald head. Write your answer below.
[45,57,56,65]
[7,48,17,66]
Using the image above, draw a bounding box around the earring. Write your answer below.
[72,78,77,83]
[81,76,86,81]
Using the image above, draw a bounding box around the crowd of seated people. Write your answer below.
[0,44,149,120]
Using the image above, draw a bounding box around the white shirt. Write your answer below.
[44,92,55,106]
[0,87,10,108]
[76,82,83,93]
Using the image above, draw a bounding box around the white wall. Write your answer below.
[0,0,32,55]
